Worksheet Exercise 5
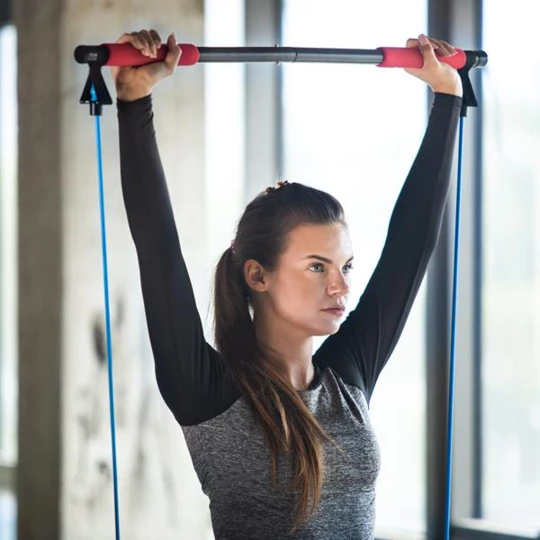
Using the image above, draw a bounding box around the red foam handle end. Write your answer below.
[377,47,466,69]
[103,43,200,67]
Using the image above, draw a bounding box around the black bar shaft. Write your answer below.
[197,46,384,64]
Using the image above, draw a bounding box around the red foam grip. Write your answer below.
[377,47,466,69]
[103,43,200,66]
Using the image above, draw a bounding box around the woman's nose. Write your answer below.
[328,272,350,296]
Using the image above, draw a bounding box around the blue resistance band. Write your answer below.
[444,114,466,540]
[91,86,122,540]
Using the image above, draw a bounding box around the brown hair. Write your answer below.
[213,181,346,528]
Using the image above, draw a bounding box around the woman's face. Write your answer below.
[264,222,353,337]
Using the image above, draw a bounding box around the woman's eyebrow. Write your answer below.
[303,255,354,264]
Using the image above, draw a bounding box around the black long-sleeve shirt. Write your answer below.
[118,92,461,539]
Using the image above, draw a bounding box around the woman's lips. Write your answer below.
[321,307,345,316]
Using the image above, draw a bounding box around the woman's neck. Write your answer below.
[253,314,315,391]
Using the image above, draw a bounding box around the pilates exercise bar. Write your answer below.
[74,43,488,70]
[75,43,487,117]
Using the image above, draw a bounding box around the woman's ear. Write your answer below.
[244,259,270,293]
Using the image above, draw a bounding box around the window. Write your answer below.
[281,0,427,533]
[0,23,17,468]
[0,22,17,540]
[481,1,540,528]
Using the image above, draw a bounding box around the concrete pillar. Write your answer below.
[17,0,213,538]
[16,0,63,537]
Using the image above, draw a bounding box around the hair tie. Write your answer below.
[265,180,289,194]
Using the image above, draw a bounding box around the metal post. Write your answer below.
[245,0,283,199]
[426,3,453,538]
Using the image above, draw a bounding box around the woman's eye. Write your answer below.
[310,263,325,273]
[343,263,354,273]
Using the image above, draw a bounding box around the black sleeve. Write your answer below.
[314,93,462,403]
[118,95,240,426]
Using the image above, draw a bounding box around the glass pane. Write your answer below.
[282,0,427,533]
[0,24,18,465]
[0,488,15,540]
[482,1,540,528]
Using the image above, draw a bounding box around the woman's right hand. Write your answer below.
[111,30,182,102]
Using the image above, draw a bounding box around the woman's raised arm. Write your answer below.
[115,31,240,426]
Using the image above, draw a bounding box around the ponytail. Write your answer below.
[213,244,331,529]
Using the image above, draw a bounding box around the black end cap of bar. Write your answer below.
[74,45,110,65]
[465,50,488,69]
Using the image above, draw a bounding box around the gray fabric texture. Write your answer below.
[183,367,381,540]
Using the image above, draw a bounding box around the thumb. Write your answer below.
[164,33,182,72]
[417,34,438,69]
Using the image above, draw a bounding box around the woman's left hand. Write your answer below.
[405,34,463,97]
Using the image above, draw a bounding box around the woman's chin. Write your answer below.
[310,320,342,337]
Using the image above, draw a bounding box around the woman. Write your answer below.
[113,29,462,539]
